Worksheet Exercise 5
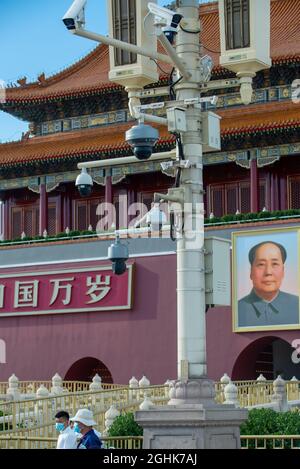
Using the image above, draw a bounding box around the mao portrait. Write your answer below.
[233,230,300,330]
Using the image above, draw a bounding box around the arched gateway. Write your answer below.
[64,357,113,384]
[232,337,299,381]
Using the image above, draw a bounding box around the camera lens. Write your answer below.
[112,260,127,276]
[133,146,153,160]
[78,185,92,197]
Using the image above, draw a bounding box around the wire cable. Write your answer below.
[180,25,201,34]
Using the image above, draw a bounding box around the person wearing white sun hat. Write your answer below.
[70,408,102,449]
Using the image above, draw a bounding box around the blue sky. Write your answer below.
[0,0,213,143]
[0,0,169,143]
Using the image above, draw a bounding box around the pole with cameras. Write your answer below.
[63,0,271,448]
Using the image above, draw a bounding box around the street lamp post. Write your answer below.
[63,0,270,448]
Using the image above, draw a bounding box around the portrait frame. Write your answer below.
[232,226,300,333]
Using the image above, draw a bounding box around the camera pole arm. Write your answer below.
[157,32,191,81]
[128,93,168,126]
[72,28,173,65]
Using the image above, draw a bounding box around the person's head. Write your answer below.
[55,410,70,433]
[248,241,287,301]
[70,409,96,436]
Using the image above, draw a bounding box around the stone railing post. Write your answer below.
[139,395,154,410]
[35,385,50,426]
[164,380,173,399]
[89,374,103,392]
[7,374,21,401]
[129,377,139,402]
[220,373,231,403]
[51,373,65,395]
[256,374,268,404]
[139,376,150,400]
[104,404,120,435]
[256,374,266,382]
[288,376,299,401]
[224,382,239,407]
[89,374,103,410]
[272,376,288,411]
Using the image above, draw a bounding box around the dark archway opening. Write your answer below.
[64,357,113,384]
[232,337,298,381]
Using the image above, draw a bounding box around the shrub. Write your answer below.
[0,411,12,432]
[107,413,143,437]
[240,408,300,449]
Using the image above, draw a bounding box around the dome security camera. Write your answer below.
[126,123,159,161]
[108,237,129,276]
[75,167,93,197]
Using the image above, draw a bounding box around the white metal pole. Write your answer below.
[175,0,207,380]
[77,150,176,169]
[73,28,173,65]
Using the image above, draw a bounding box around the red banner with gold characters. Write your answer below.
[0,260,134,317]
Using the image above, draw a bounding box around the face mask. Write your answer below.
[55,423,65,432]
[73,423,82,434]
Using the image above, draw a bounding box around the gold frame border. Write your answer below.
[232,226,300,333]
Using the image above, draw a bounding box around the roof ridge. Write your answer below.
[10,44,106,91]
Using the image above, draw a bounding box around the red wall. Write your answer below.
[1,252,299,385]
[206,306,298,380]
[0,255,177,385]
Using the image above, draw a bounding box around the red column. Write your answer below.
[3,198,9,240]
[274,173,279,211]
[63,192,71,230]
[127,189,136,225]
[279,175,287,210]
[57,194,63,234]
[39,182,48,236]
[105,176,113,205]
[271,172,279,211]
[105,175,113,229]
[265,172,271,211]
[250,157,259,213]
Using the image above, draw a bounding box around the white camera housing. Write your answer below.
[148,3,177,27]
[75,167,93,197]
[62,0,87,31]
[108,0,158,88]
[148,2,183,44]
[146,204,167,231]
[219,0,271,75]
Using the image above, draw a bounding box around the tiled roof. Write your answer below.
[3,0,300,103]
[0,101,298,167]
[0,123,173,167]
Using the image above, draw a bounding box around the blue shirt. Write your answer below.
[77,429,102,449]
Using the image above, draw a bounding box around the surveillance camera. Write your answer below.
[108,237,129,276]
[75,167,93,197]
[148,2,183,44]
[126,123,159,161]
[62,0,87,31]
[146,204,167,232]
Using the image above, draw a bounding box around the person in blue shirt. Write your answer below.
[70,409,102,449]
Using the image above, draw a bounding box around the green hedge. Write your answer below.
[240,408,300,449]
[107,413,143,437]
[0,411,12,432]
[205,209,300,225]
[1,209,300,247]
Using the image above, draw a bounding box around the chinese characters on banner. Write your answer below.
[0,265,133,317]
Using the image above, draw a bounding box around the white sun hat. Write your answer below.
[70,409,97,426]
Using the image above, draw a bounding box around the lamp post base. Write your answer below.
[135,379,248,449]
